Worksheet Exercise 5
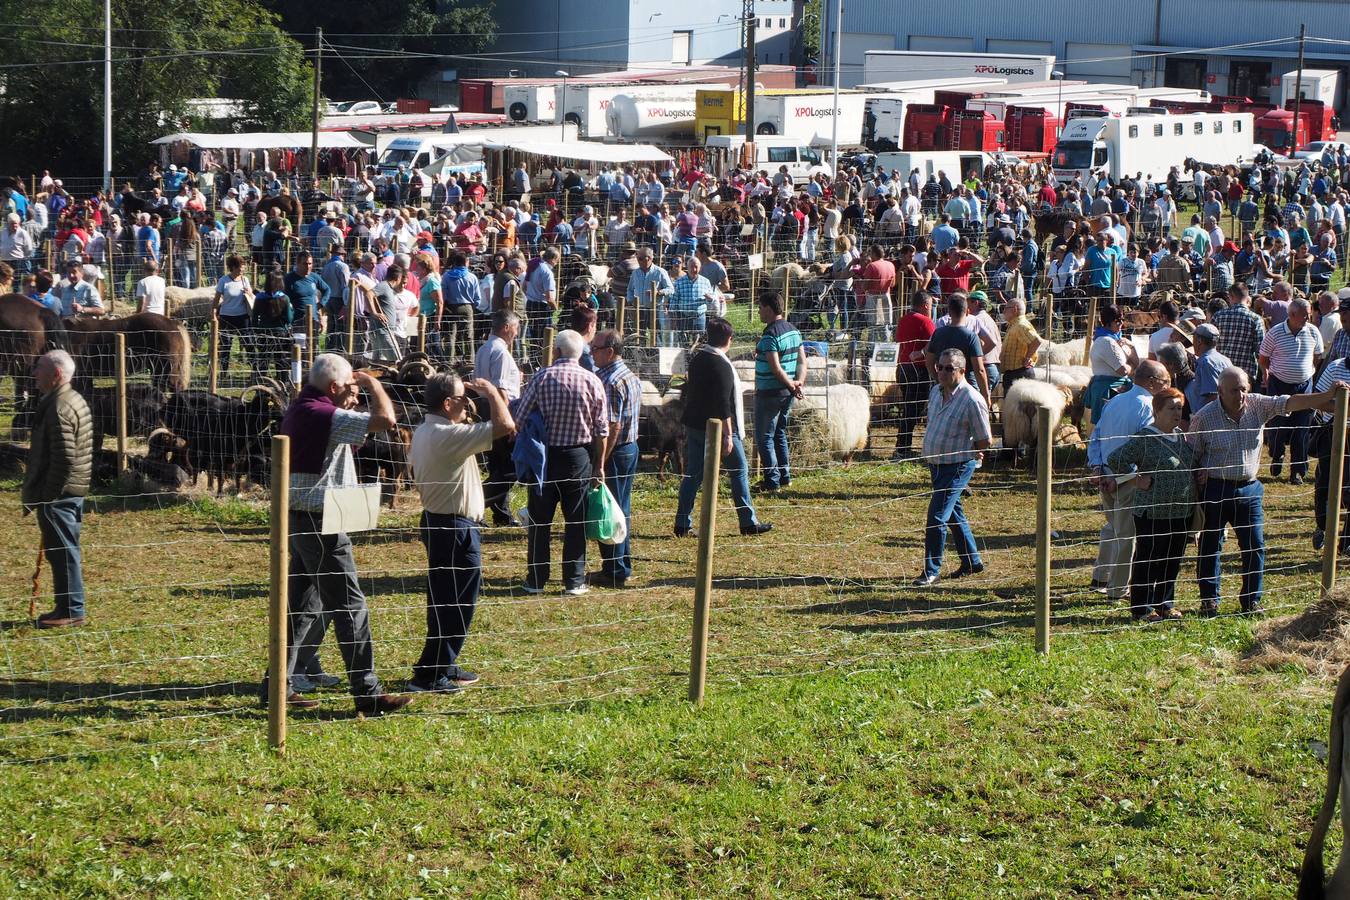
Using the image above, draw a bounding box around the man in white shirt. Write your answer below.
[135,260,167,315]
[474,310,523,526]
[406,372,514,693]
[0,213,34,272]
[900,188,922,236]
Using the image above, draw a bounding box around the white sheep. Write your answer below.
[164,286,217,328]
[1041,340,1085,368]
[639,378,664,408]
[1000,378,1073,455]
[797,383,871,461]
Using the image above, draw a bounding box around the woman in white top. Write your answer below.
[1048,244,1082,297]
[1086,305,1139,423]
[212,253,254,374]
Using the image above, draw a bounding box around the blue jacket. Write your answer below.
[511,409,548,490]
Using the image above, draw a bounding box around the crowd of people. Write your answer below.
[17,141,1350,711]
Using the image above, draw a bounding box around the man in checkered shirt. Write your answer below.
[1211,284,1265,384]
[515,329,610,596]
[590,330,643,588]
[1187,366,1341,617]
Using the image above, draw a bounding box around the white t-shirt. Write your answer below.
[1148,325,1175,358]
[1320,312,1342,351]
[135,274,167,315]
[1117,256,1146,298]
[215,274,253,317]
[1090,334,1130,377]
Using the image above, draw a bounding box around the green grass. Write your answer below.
[0,454,1341,896]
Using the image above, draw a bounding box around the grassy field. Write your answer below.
[0,447,1342,897]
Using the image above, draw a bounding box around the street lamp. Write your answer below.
[556,69,570,142]
[1052,69,1065,139]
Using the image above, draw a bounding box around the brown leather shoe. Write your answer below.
[354,693,413,716]
[36,615,86,629]
[286,692,320,710]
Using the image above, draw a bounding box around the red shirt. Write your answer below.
[1038,185,1057,207]
[852,258,896,302]
[895,312,936,364]
[935,258,975,295]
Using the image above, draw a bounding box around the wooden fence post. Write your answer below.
[1082,294,1099,362]
[114,332,127,475]
[1323,385,1350,594]
[290,340,303,397]
[346,282,357,357]
[106,250,116,312]
[196,240,205,288]
[649,285,658,346]
[208,318,220,394]
[689,417,723,704]
[543,325,556,367]
[1034,407,1052,654]
[166,239,174,288]
[616,295,626,336]
[268,434,290,755]
[305,312,315,366]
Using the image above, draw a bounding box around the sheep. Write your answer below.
[1000,378,1074,465]
[1041,341,1085,368]
[1029,364,1091,435]
[795,383,871,463]
[164,285,217,329]
[639,387,686,480]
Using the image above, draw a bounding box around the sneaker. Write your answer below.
[520,583,545,595]
[1315,529,1326,551]
[753,480,781,494]
[673,526,697,538]
[404,677,461,694]
[1291,474,1306,486]
[290,672,317,693]
[564,584,590,596]
[447,667,481,687]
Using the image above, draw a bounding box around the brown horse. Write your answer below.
[1033,209,1081,250]
[0,294,68,417]
[65,313,192,393]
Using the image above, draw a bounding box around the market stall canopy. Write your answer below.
[152,132,368,150]
[474,139,673,163]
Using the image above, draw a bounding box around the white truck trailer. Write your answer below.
[862,51,1055,89]
[1051,111,1256,184]
[751,91,870,145]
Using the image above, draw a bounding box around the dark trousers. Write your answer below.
[600,441,638,581]
[1129,515,1190,617]
[217,314,249,373]
[36,496,85,619]
[1196,479,1265,611]
[526,445,591,590]
[1266,375,1313,476]
[483,434,516,523]
[284,512,382,697]
[1314,426,1350,533]
[412,513,481,685]
[895,364,930,451]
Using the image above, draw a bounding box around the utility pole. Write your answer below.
[828,0,843,169]
[103,0,112,193]
[1291,23,1306,154]
[743,0,756,138]
[310,28,323,185]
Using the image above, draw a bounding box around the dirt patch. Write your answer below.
[1241,587,1350,677]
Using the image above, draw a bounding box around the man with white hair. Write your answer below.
[513,329,610,595]
[0,212,33,273]
[1259,296,1323,484]
[23,350,92,628]
[1188,366,1341,616]
[914,348,991,586]
[266,353,411,715]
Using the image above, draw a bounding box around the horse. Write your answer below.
[0,294,68,421]
[1032,209,1082,250]
[64,313,192,393]
[1299,661,1350,899]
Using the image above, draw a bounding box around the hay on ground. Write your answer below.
[1240,587,1350,676]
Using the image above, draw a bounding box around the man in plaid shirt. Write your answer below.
[670,255,717,347]
[515,329,609,595]
[1211,284,1265,383]
[591,330,642,588]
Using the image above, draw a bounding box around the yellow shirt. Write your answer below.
[1002,316,1042,370]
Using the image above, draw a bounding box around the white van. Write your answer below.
[872,150,999,182]
[376,137,440,176]
[704,135,833,184]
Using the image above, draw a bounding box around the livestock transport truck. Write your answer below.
[1051,110,1257,184]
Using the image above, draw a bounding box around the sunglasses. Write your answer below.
[936,365,962,373]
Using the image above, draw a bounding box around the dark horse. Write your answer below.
[0,296,191,428]
[1032,209,1083,250]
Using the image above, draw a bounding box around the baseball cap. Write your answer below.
[1194,323,1220,343]
[1222,240,1239,253]
[1338,297,1350,313]
[967,290,988,305]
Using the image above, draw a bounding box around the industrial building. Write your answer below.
[823,0,1350,113]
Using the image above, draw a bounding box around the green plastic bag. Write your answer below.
[585,483,627,545]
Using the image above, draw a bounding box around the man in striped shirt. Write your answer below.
[515,330,610,596]
[1188,366,1340,616]
[591,330,642,588]
[915,349,992,586]
[1259,297,1323,484]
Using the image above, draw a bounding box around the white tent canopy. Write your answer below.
[475,139,672,163]
[152,132,367,150]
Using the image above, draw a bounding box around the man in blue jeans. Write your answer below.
[915,349,992,586]
[23,350,92,628]
[674,317,773,538]
[591,330,643,588]
[753,290,804,493]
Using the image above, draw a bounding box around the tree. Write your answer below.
[262,0,497,101]
[0,0,312,177]
[799,0,822,71]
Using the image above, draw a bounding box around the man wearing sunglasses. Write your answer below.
[915,349,991,586]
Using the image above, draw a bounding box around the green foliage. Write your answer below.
[799,0,821,67]
[0,0,312,176]
[263,0,497,100]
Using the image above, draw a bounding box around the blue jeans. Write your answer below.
[923,460,981,578]
[1197,478,1265,610]
[753,390,794,489]
[984,363,1001,393]
[600,441,638,580]
[412,513,481,685]
[36,497,85,618]
[675,427,759,532]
